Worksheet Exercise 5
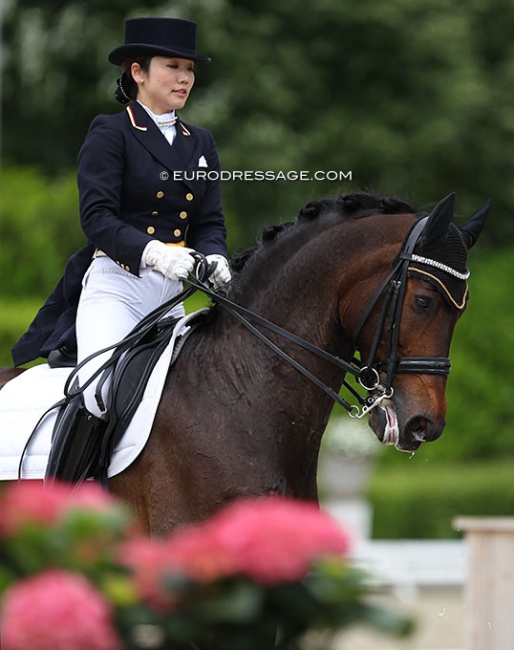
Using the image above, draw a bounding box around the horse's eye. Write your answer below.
[415,296,431,310]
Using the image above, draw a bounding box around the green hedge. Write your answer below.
[0,299,43,367]
[0,167,85,298]
[368,460,514,539]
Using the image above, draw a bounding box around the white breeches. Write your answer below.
[76,256,185,417]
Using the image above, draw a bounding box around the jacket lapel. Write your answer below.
[126,102,197,188]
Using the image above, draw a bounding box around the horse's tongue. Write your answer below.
[381,405,399,446]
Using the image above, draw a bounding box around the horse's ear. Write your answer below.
[460,200,490,249]
[418,192,456,248]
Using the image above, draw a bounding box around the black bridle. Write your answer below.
[348,215,451,415]
[189,215,451,417]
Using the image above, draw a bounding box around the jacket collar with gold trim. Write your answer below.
[125,102,197,187]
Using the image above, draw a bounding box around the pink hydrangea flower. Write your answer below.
[0,480,115,535]
[0,569,120,650]
[119,536,179,611]
[203,497,351,584]
[156,525,239,582]
[121,497,351,608]
[120,527,237,610]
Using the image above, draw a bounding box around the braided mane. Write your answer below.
[231,192,419,272]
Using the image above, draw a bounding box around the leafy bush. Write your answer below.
[0,482,413,649]
[0,299,44,367]
[0,166,85,298]
[441,247,514,459]
[368,461,514,539]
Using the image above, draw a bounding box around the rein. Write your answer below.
[61,214,453,422]
[188,216,451,418]
[59,259,362,415]
[187,275,365,414]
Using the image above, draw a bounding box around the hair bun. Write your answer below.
[114,74,131,104]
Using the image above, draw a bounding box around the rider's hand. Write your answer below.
[144,241,196,281]
[205,254,231,289]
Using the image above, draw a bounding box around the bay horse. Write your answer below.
[0,192,488,536]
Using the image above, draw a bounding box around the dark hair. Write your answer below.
[114,56,152,104]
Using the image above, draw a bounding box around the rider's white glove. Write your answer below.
[143,241,196,281]
[206,254,231,289]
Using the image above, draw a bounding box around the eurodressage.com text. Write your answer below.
[172,170,353,182]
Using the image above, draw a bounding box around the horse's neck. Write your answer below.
[159,217,401,502]
[206,216,399,424]
[203,228,358,427]
[228,220,370,354]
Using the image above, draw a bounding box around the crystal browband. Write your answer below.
[409,254,470,280]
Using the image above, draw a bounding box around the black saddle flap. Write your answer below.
[110,317,178,421]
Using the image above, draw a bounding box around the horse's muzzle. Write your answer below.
[368,403,445,451]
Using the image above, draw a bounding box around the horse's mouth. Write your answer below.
[369,400,424,452]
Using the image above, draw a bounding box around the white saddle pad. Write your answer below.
[0,311,204,480]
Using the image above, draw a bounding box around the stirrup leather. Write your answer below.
[45,391,107,483]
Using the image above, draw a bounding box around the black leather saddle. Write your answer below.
[46,316,181,484]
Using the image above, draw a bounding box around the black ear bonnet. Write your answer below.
[408,222,470,309]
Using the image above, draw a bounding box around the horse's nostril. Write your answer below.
[409,415,430,441]
[416,416,428,432]
[407,415,443,443]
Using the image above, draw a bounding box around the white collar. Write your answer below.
[137,101,177,129]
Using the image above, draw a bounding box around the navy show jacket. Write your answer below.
[12,101,227,366]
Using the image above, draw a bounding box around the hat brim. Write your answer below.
[108,44,211,65]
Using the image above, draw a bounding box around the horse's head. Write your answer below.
[343,193,489,452]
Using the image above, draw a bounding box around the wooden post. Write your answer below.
[454,517,514,650]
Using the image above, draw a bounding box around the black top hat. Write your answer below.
[108,17,211,65]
